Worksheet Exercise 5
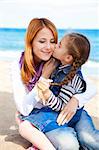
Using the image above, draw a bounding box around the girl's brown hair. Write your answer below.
[21,18,58,84]
[52,33,90,86]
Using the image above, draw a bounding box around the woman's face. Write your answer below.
[32,27,55,63]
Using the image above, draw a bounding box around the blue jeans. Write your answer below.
[20,107,83,133]
[75,110,99,150]
[45,110,99,150]
[45,127,79,150]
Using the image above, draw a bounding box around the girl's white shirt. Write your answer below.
[11,59,97,116]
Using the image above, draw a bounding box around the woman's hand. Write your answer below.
[57,97,79,126]
[42,58,59,79]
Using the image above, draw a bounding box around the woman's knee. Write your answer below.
[77,130,99,148]
[46,127,79,150]
[56,131,79,150]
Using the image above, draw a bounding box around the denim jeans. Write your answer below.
[45,110,99,150]
[20,107,83,133]
[45,127,80,150]
[75,110,99,150]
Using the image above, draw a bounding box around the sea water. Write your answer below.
[0,28,99,77]
[0,28,99,62]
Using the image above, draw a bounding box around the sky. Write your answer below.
[0,0,99,29]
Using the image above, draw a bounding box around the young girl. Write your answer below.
[37,33,99,150]
[37,32,90,126]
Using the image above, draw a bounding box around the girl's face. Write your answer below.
[53,36,68,62]
[32,27,55,63]
[53,36,73,65]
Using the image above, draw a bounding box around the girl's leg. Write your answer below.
[15,111,22,126]
[45,127,80,150]
[75,110,99,150]
[19,120,56,150]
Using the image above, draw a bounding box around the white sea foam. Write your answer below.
[0,50,22,61]
[82,61,99,78]
[0,50,99,78]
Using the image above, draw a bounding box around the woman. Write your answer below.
[12,18,98,150]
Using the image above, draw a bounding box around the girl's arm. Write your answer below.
[40,73,96,110]
[11,60,41,116]
[37,74,86,111]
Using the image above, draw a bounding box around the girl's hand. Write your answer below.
[37,88,46,105]
[37,78,50,91]
[57,97,79,126]
[37,80,52,103]
[42,58,59,78]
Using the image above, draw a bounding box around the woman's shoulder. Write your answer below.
[12,51,24,68]
[11,52,23,74]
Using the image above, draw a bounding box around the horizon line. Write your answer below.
[0,27,99,30]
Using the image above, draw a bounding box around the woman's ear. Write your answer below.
[65,54,73,63]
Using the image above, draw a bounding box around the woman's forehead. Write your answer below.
[39,27,52,34]
[35,27,54,38]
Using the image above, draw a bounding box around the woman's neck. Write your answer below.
[34,55,42,67]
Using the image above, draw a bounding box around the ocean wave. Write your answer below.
[0,50,22,61]
[0,50,99,78]
[82,61,99,78]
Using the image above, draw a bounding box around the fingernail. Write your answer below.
[62,123,64,125]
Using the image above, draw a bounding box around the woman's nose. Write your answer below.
[46,43,51,49]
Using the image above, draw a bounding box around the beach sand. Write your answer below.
[0,60,99,150]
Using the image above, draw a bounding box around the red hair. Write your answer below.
[21,18,58,84]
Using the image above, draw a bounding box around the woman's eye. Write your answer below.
[39,39,55,44]
[39,41,45,43]
[50,40,55,44]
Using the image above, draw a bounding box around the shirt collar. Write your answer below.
[58,64,71,74]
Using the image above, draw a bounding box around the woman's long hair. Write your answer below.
[21,18,58,84]
[52,33,90,86]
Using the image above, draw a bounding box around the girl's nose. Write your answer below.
[55,44,58,49]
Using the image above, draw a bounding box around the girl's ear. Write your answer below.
[65,54,73,64]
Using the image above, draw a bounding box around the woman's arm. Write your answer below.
[74,75,97,108]
[11,60,41,116]
[56,78,97,126]
[57,75,97,126]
